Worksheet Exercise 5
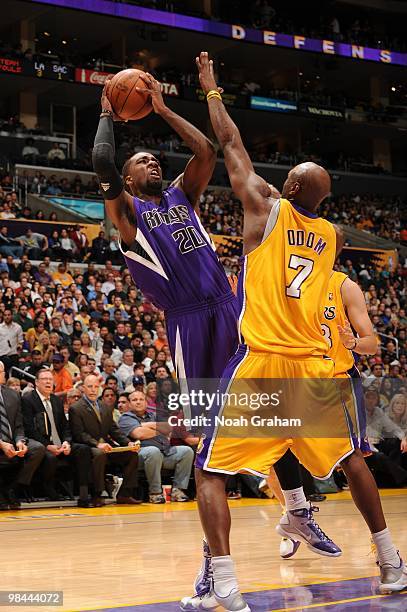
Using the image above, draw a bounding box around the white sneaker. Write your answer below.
[213,587,251,611]
[280,536,301,559]
[378,554,407,593]
[180,591,218,611]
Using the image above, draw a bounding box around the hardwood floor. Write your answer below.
[0,490,406,611]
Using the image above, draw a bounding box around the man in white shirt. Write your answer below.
[0,309,23,373]
[116,349,135,387]
[101,273,115,296]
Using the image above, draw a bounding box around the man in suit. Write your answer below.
[69,374,140,506]
[0,360,45,509]
[22,368,93,507]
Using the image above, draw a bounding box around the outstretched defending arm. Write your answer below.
[196,53,271,217]
[136,73,216,208]
[92,77,136,245]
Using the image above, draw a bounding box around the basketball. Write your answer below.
[106,68,153,121]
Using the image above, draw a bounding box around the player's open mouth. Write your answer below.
[150,170,160,178]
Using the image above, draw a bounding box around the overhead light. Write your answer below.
[44,31,50,37]
[298,72,303,76]
[391,86,396,92]
[316,75,320,79]
[62,40,67,44]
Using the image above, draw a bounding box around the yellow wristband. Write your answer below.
[206,89,222,102]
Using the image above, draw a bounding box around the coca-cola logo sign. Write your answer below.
[75,68,111,84]
[75,68,180,96]
[89,71,110,85]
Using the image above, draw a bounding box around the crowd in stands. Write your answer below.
[0,253,200,507]
[321,194,403,244]
[200,189,405,245]
[215,0,406,53]
[1,162,405,250]
[0,228,405,506]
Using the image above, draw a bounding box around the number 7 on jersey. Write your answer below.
[285,255,314,298]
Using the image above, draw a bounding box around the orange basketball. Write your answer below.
[106,68,153,121]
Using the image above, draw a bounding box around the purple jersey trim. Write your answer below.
[291,202,319,218]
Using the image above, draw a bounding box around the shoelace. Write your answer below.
[370,540,379,563]
[305,505,335,543]
[196,557,213,596]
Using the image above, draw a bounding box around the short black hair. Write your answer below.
[102,387,117,398]
[122,157,134,180]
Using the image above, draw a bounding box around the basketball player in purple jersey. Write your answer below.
[92,74,238,386]
[93,75,342,609]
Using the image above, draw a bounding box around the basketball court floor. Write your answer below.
[2,490,406,611]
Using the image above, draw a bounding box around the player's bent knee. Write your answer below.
[340,448,362,468]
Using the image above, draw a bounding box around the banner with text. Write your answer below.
[27,0,407,67]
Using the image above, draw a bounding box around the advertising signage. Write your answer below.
[28,0,407,67]
[75,68,111,86]
[300,104,345,120]
[75,68,180,96]
[250,96,297,113]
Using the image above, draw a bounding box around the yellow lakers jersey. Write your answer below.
[239,198,336,356]
[322,271,354,374]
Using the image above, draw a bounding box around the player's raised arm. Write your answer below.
[92,77,136,245]
[196,52,272,218]
[136,73,216,208]
[339,278,378,355]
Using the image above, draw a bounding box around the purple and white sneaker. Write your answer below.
[180,540,216,610]
[194,539,213,596]
[280,537,301,559]
[276,504,342,557]
[379,553,407,594]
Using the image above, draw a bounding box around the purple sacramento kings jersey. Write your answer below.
[121,185,232,311]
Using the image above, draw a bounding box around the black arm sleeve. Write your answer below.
[92,116,124,200]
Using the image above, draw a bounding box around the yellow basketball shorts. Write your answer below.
[195,345,355,480]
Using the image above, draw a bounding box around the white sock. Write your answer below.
[282,487,307,511]
[212,555,239,597]
[372,528,400,567]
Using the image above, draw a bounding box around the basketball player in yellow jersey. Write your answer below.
[278,270,379,560]
[183,52,407,612]
[323,270,378,454]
